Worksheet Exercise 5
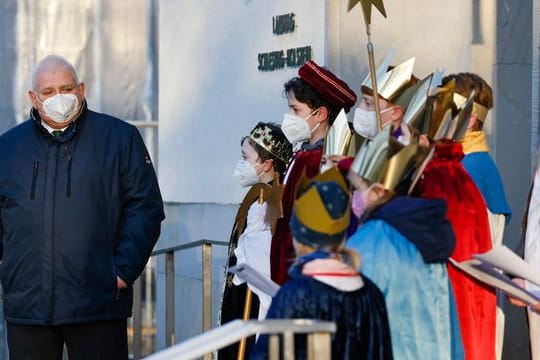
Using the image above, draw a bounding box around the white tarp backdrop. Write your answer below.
[13,0,157,125]
[2,1,158,357]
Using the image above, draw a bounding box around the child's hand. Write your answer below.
[507,278,529,307]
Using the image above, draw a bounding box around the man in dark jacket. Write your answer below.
[0,54,165,359]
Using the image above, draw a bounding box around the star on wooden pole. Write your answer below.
[348,0,386,26]
[348,0,387,131]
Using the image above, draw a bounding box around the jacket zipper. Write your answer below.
[64,145,72,198]
[30,161,39,200]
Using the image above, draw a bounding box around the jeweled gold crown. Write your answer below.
[249,123,293,163]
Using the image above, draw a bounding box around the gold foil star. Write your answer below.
[348,0,387,25]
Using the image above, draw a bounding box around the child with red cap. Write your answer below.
[271,60,357,285]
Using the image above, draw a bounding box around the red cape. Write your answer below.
[420,140,496,360]
[270,148,322,285]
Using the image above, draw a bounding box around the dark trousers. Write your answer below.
[6,319,128,360]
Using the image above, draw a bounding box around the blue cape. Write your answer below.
[462,151,511,222]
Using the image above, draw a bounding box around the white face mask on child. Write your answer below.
[280,109,320,145]
[233,159,260,187]
[352,107,393,139]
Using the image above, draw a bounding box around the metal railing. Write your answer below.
[127,120,159,128]
[131,239,228,359]
[143,319,336,360]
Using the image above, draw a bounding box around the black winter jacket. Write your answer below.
[0,104,165,325]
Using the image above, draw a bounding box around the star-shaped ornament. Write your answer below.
[348,0,387,25]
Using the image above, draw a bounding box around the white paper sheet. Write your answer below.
[449,258,540,306]
[228,263,280,298]
[474,245,540,287]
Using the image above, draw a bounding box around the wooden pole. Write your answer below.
[236,288,253,360]
[365,23,383,131]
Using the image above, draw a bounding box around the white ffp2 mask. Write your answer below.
[280,113,312,145]
[41,94,79,123]
[352,107,393,139]
[233,159,260,187]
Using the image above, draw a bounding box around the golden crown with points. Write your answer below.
[323,109,353,157]
[453,93,489,123]
[430,84,475,141]
[425,79,456,139]
[362,55,416,103]
[398,73,433,133]
[350,126,424,193]
[249,123,293,163]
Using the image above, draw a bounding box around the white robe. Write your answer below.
[487,210,506,360]
[524,167,540,359]
[232,201,272,320]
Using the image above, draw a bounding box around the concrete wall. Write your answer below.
[157,0,328,346]
[496,1,534,358]
[158,0,327,204]
[328,0,474,92]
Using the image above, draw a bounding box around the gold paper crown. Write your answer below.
[397,73,433,133]
[430,86,475,142]
[250,123,293,163]
[350,126,422,192]
[297,166,349,196]
[350,126,392,184]
[444,91,475,141]
[294,167,350,235]
[323,109,352,157]
[453,93,489,123]
[362,56,416,103]
[425,79,456,139]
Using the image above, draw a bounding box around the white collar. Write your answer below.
[41,120,69,134]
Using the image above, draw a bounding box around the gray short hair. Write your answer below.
[30,55,80,91]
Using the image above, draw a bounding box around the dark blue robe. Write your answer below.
[252,253,393,359]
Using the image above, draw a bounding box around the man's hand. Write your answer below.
[117,276,128,289]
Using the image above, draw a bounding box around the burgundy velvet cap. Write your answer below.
[298,60,357,113]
